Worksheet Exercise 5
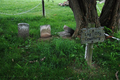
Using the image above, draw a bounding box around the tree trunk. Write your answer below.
[69,0,100,38]
[69,0,101,67]
[99,0,120,33]
[117,4,120,31]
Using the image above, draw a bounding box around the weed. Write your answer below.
[0,0,120,80]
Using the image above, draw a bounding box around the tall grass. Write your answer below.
[0,0,120,80]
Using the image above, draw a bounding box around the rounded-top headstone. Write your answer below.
[18,23,29,38]
[40,25,51,38]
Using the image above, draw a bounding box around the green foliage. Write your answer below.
[93,39,120,71]
[104,26,113,34]
[113,31,120,39]
[0,0,120,80]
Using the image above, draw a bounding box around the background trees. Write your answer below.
[69,0,100,38]
[69,0,120,37]
[99,0,120,33]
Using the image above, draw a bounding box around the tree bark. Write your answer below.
[117,4,120,31]
[69,0,120,67]
[99,0,120,33]
[69,0,101,67]
[69,0,100,38]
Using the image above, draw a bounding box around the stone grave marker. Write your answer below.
[40,25,51,38]
[18,23,29,38]
[58,25,74,37]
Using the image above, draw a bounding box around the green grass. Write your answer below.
[0,0,120,80]
[96,2,104,16]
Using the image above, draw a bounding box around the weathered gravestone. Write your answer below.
[58,31,71,37]
[63,25,74,35]
[40,25,51,38]
[18,23,29,38]
[58,25,74,37]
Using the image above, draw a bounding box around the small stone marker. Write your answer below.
[40,25,51,38]
[81,27,105,44]
[63,25,74,35]
[18,23,29,38]
[58,25,74,37]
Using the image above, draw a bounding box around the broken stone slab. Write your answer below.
[58,25,74,37]
[63,25,74,35]
[58,31,71,37]
[40,25,51,38]
[18,23,29,38]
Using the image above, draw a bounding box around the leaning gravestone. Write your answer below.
[40,25,51,38]
[58,25,74,37]
[58,31,71,37]
[18,23,29,38]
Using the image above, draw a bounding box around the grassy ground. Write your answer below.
[0,0,120,80]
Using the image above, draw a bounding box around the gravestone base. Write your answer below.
[58,25,74,37]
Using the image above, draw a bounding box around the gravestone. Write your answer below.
[58,31,71,37]
[40,25,51,38]
[18,23,29,38]
[58,25,74,37]
[63,25,74,35]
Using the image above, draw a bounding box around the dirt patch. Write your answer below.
[38,36,53,42]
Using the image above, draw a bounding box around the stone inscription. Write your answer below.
[81,27,105,44]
